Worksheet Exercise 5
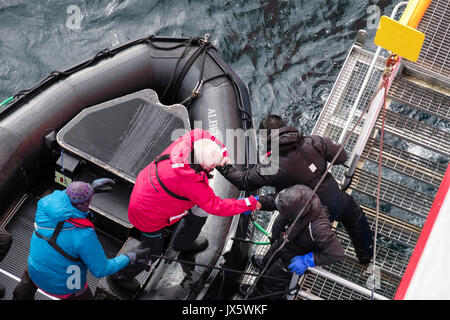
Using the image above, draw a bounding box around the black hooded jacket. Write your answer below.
[217,126,348,221]
[271,185,344,266]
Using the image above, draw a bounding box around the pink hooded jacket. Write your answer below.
[128,129,258,232]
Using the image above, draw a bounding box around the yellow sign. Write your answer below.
[374,15,425,62]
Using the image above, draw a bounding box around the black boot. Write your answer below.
[171,213,208,252]
[110,274,141,294]
[238,283,264,299]
[178,236,209,253]
[238,284,252,297]
[110,261,145,294]
[251,254,264,270]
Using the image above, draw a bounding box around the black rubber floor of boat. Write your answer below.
[0,186,124,300]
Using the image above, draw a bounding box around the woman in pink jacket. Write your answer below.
[112,129,261,293]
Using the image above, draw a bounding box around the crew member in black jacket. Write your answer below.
[247,184,344,299]
[217,114,373,265]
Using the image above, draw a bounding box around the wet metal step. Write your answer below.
[335,226,409,280]
[350,168,434,219]
[362,137,447,187]
[362,204,420,249]
[388,77,450,121]
[375,109,450,158]
[403,0,450,85]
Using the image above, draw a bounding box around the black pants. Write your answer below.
[336,192,373,264]
[318,181,373,265]
[250,243,297,300]
[171,213,207,251]
[13,269,94,300]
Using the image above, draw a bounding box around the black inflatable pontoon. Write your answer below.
[0,35,258,300]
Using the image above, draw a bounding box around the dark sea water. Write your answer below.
[0,0,398,134]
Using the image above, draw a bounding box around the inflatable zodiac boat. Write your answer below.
[0,35,258,300]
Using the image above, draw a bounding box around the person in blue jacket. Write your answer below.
[12,180,150,300]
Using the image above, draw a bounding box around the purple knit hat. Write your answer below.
[65,181,94,204]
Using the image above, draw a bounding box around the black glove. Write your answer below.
[258,194,278,211]
[124,247,151,267]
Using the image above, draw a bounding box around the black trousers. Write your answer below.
[318,181,373,265]
[336,192,373,265]
[170,213,207,251]
[250,243,297,300]
[13,268,94,300]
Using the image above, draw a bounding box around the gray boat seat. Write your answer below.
[57,89,190,183]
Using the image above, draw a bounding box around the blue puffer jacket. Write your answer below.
[28,190,130,296]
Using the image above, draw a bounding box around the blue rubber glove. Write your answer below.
[288,252,315,276]
[239,196,259,215]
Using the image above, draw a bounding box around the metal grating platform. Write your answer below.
[240,2,450,299]
[312,46,385,145]
[388,76,450,121]
[334,226,409,279]
[375,109,450,157]
[351,168,434,219]
[362,137,447,187]
[310,45,386,183]
[299,272,368,300]
[322,257,400,297]
[362,204,420,249]
[404,0,450,83]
